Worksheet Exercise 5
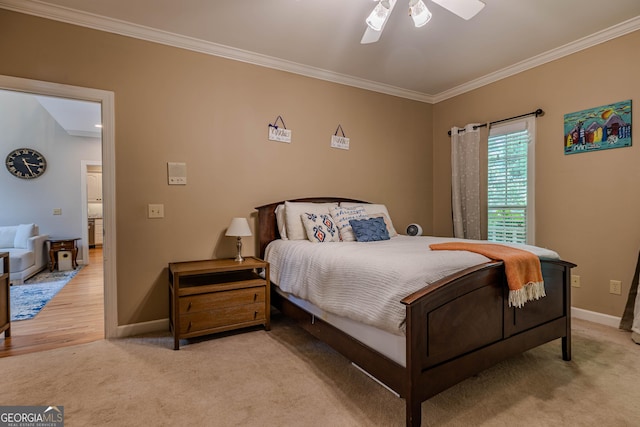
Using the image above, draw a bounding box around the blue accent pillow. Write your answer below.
[348,217,390,242]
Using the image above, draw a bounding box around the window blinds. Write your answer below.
[487,117,535,244]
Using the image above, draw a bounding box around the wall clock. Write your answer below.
[5,148,47,179]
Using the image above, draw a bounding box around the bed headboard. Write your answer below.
[254,197,368,259]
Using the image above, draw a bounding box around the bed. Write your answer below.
[256,197,576,427]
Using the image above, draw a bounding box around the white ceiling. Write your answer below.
[3,0,640,102]
[35,95,101,138]
[0,89,102,138]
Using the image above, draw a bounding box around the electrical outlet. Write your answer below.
[53,208,62,215]
[148,204,164,219]
[571,275,581,288]
[609,280,622,295]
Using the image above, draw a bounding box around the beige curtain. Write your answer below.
[451,124,482,240]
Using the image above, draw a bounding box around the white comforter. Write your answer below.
[266,236,560,335]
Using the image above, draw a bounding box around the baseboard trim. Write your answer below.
[114,309,620,338]
[571,307,621,328]
[116,318,169,338]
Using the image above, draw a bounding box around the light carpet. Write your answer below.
[10,267,82,321]
[2,317,639,426]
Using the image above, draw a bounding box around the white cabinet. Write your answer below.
[95,219,103,245]
[87,172,103,202]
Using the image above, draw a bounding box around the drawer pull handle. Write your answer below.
[254,311,258,319]
[187,302,192,311]
[187,321,192,331]
[253,293,257,302]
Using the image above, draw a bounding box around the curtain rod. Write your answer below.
[447,108,544,136]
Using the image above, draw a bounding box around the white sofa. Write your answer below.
[0,224,49,285]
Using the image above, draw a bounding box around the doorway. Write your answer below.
[0,75,117,353]
[82,161,103,265]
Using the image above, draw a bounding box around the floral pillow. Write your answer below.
[301,212,339,243]
[285,201,338,240]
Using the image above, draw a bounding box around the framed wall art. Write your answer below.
[564,100,632,155]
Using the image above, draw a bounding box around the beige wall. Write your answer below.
[0,10,433,325]
[433,30,640,317]
[3,9,636,324]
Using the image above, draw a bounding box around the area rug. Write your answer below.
[10,266,83,321]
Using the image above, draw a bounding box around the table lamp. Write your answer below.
[225,217,252,262]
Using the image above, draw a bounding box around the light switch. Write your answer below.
[148,204,164,219]
[53,208,62,215]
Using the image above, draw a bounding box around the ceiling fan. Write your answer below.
[361,0,485,44]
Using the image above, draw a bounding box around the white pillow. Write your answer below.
[340,203,398,237]
[275,204,288,240]
[0,226,17,248]
[301,212,339,243]
[284,201,338,240]
[14,223,36,249]
[330,205,368,242]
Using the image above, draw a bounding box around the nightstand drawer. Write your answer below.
[179,287,265,313]
[180,303,266,334]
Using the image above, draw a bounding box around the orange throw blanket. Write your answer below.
[429,242,545,308]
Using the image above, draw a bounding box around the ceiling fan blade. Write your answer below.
[431,0,485,20]
[360,0,398,44]
[361,27,382,44]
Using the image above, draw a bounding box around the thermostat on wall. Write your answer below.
[167,162,187,185]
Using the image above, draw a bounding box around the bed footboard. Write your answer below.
[401,259,575,427]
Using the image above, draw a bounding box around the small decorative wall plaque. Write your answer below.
[564,100,632,155]
[268,115,292,143]
[330,124,350,150]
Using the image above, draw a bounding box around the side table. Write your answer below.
[46,237,81,271]
[169,257,270,350]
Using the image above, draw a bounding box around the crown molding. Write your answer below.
[1,0,637,105]
[0,0,434,103]
[433,15,640,103]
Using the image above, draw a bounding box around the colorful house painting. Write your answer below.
[564,100,632,154]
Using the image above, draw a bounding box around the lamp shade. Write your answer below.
[225,217,252,237]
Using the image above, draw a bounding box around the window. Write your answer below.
[487,117,535,244]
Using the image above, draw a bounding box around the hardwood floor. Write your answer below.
[0,247,104,358]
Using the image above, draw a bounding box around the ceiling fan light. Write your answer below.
[409,0,432,28]
[366,1,391,31]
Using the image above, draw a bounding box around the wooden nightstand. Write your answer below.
[168,257,270,350]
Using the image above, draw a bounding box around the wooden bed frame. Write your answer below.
[256,197,576,427]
